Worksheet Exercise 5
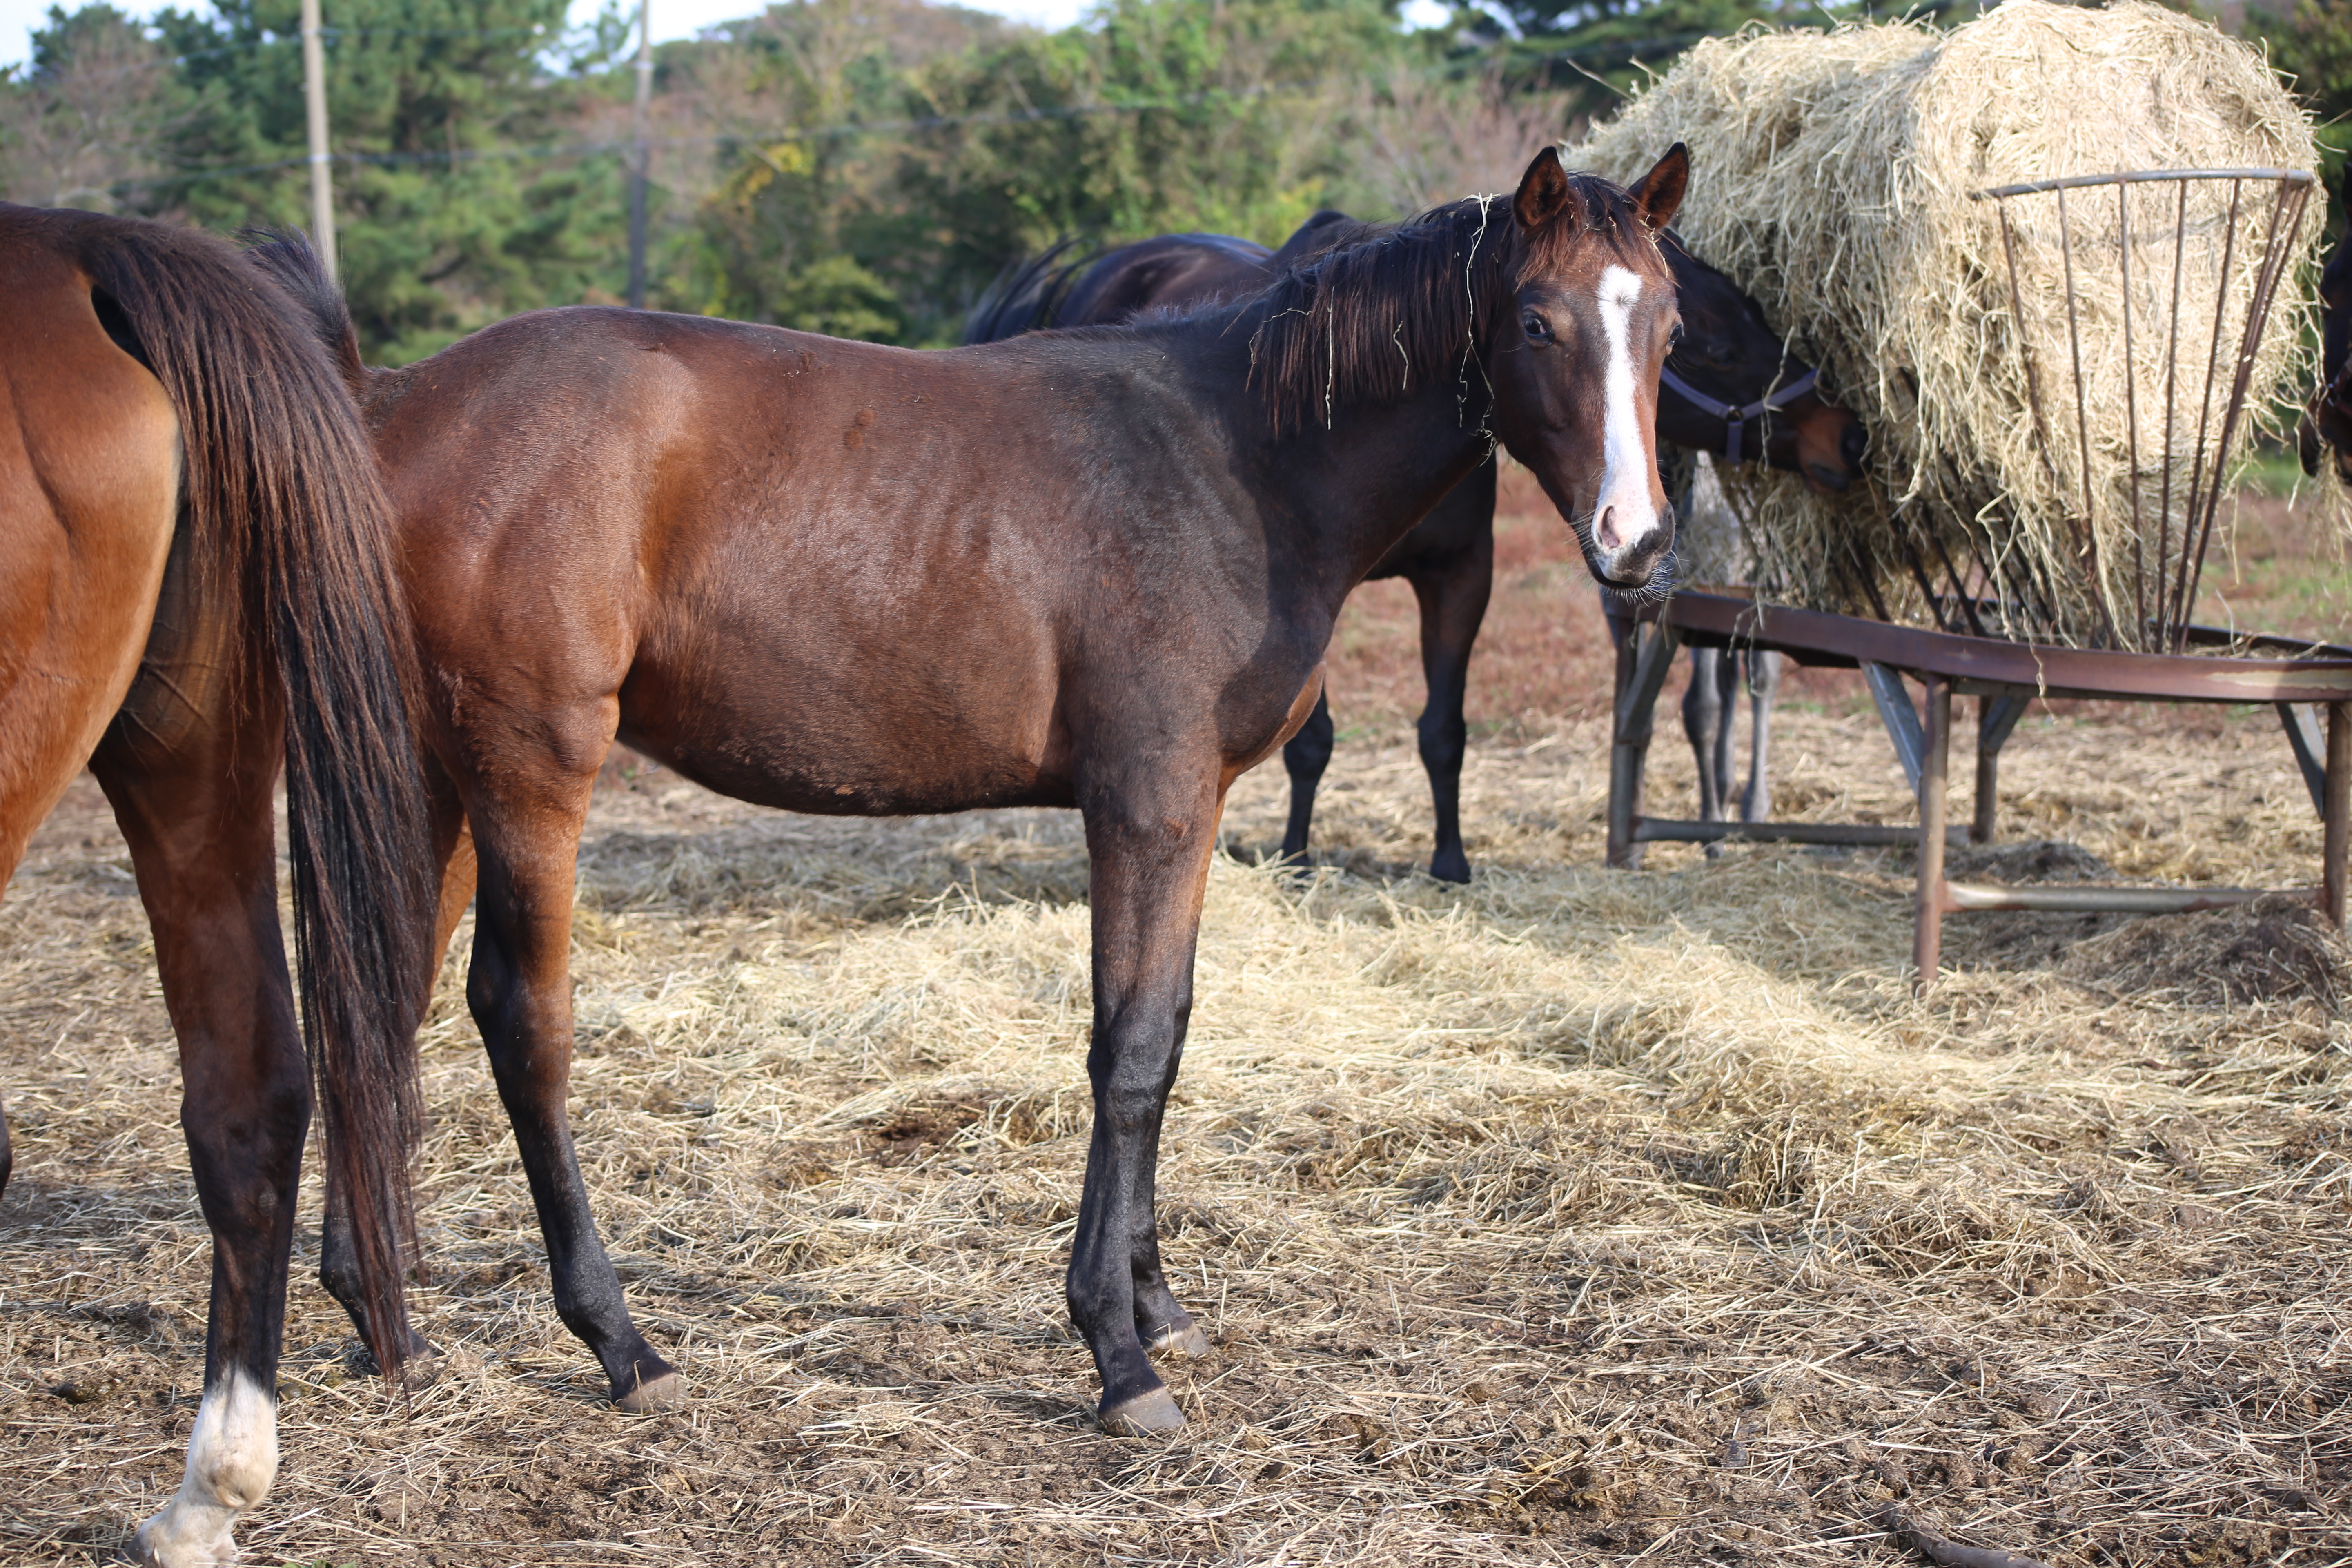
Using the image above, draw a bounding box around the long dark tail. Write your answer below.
[962,236,1096,345]
[70,215,432,1383]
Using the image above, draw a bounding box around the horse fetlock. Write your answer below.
[134,1368,276,1566]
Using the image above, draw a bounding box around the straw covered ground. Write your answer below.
[1573,2,2323,650]
[3,490,2351,1566]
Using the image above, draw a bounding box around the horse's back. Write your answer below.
[372,307,1271,813]
[0,207,182,874]
[1059,234,1274,326]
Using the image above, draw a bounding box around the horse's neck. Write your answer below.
[1242,374,1496,597]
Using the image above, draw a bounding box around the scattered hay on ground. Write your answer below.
[2067,892,2352,1011]
[1572,2,2322,648]
[1,666,2348,1564]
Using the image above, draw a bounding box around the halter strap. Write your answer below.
[1657,364,1821,466]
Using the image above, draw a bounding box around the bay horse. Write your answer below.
[257,146,1690,1435]
[970,205,1867,878]
[0,206,429,1566]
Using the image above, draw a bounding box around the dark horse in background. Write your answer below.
[254,147,1691,1437]
[2302,164,2352,485]
[0,207,429,1566]
[971,200,1868,877]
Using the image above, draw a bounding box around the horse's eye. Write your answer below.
[1669,322,1686,348]
[1522,310,1552,346]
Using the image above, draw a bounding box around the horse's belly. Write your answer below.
[618,648,1069,816]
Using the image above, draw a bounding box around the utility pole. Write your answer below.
[300,0,336,283]
[628,0,650,307]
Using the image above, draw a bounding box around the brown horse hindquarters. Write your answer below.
[0,241,180,877]
[2,209,431,1568]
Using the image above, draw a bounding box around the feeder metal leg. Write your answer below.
[2279,702,2330,820]
[1912,676,1951,993]
[2326,701,2349,928]
[1863,662,1925,793]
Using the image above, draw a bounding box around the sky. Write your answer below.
[2,0,1446,69]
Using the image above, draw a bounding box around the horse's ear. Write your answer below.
[1632,143,1690,233]
[1514,147,1580,232]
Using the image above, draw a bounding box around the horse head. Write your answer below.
[1486,145,1689,592]
[1657,231,1868,493]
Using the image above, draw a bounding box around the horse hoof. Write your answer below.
[400,1344,445,1392]
[350,1332,439,1381]
[1147,1321,1210,1359]
[615,1370,683,1413]
[1099,1386,1185,1436]
[1428,850,1471,884]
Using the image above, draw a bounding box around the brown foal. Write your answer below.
[969,207,1869,880]
[262,147,1689,1434]
[0,205,428,1565]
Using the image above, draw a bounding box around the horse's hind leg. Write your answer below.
[460,737,677,1410]
[1069,763,1223,1434]
[1278,688,1334,866]
[320,756,470,1365]
[1406,526,1493,885]
[91,699,305,1568]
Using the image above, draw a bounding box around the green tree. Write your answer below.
[671,0,1000,335]
[2252,0,2352,181]
[890,0,1403,338]
[0,5,192,210]
[155,0,628,361]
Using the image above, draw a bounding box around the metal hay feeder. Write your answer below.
[1606,166,2352,991]
[1973,167,2315,653]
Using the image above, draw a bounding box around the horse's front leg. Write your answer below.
[1406,527,1492,885]
[1740,649,1784,823]
[1070,766,1223,1435]
[92,711,305,1568]
[1683,645,1730,855]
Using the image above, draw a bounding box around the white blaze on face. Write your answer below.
[134,1367,278,1567]
[1592,263,1662,574]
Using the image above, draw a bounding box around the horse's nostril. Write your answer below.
[1595,505,1621,551]
[1841,423,1869,465]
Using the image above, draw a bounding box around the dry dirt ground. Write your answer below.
[2,474,2350,1567]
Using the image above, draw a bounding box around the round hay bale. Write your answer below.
[1570,1,2321,647]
